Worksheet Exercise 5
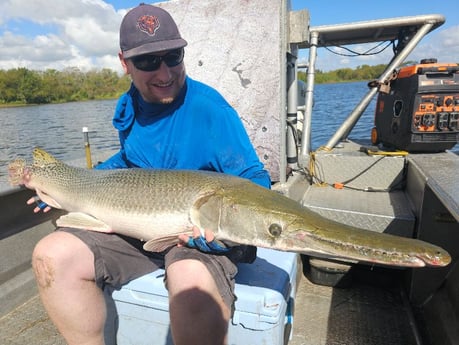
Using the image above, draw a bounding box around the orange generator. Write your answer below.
[372,59,459,152]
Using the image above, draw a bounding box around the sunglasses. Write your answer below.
[131,48,184,72]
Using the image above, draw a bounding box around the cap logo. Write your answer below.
[137,15,160,36]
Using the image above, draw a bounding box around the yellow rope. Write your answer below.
[365,149,408,156]
[308,150,328,186]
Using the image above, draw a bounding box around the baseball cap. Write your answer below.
[120,3,187,58]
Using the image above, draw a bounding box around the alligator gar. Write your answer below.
[8,147,451,268]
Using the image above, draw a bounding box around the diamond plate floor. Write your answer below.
[1,265,418,345]
[289,263,418,345]
[302,186,415,237]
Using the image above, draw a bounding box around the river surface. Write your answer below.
[0,81,457,191]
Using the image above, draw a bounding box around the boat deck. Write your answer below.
[0,142,426,345]
[0,262,419,345]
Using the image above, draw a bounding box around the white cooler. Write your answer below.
[109,248,299,345]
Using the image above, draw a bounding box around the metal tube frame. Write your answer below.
[299,31,319,163]
[323,21,436,150]
[286,47,299,170]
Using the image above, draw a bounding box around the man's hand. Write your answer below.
[26,196,52,213]
[178,226,230,254]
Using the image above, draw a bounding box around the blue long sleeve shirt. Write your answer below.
[97,77,271,189]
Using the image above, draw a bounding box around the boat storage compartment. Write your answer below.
[110,248,299,345]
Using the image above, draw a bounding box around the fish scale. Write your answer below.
[7,147,452,268]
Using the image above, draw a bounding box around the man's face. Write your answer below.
[120,49,186,104]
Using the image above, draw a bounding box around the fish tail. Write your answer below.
[8,158,27,186]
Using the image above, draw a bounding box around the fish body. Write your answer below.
[8,148,451,268]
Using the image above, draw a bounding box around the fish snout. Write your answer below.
[8,159,28,186]
[420,249,452,267]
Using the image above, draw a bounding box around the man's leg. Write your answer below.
[32,228,163,345]
[32,231,106,345]
[167,259,231,345]
[165,243,238,345]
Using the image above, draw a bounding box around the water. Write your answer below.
[0,99,120,190]
[310,81,376,149]
[0,81,456,190]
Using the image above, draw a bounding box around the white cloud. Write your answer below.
[61,15,119,56]
[0,0,124,71]
[439,25,459,47]
[0,1,457,72]
[407,25,459,65]
[300,24,459,72]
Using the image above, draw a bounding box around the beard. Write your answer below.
[159,97,174,104]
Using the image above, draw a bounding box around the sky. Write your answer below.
[0,0,458,73]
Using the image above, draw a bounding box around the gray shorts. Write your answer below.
[58,227,240,308]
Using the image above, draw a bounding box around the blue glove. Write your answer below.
[33,196,49,211]
[37,201,48,210]
[187,235,230,254]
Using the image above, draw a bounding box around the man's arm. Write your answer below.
[94,150,129,170]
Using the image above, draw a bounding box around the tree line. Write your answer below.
[0,67,131,105]
[0,63,396,106]
[298,64,387,84]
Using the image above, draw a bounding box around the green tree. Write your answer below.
[2,62,420,106]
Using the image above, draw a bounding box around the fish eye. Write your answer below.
[268,223,282,237]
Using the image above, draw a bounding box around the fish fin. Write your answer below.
[35,189,62,209]
[56,212,113,233]
[32,147,60,167]
[143,236,180,252]
[190,192,222,230]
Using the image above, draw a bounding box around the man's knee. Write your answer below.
[167,259,216,293]
[167,259,231,318]
[32,247,55,289]
[32,231,95,288]
[32,232,67,289]
[33,231,72,264]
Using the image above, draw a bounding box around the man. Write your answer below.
[31,4,270,345]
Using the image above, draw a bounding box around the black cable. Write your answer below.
[324,40,393,58]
